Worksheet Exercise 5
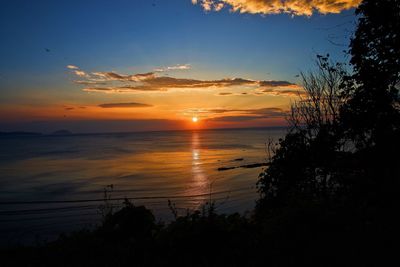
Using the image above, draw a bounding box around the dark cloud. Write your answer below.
[258,80,294,87]
[207,116,262,122]
[69,66,300,95]
[84,86,164,93]
[98,102,153,108]
[61,105,88,111]
[185,107,287,121]
[91,71,155,82]
[247,107,287,117]
[260,88,306,97]
[206,107,287,122]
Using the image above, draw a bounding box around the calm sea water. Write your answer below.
[0,128,285,244]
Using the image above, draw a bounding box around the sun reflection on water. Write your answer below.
[188,131,209,206]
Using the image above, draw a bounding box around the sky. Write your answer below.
[0,0,360,133]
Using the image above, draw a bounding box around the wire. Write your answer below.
[0,187,253,205]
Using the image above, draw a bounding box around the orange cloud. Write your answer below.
[74,70,87,77]
[68,66,300,94]
[203,107,288,125]
[98,102,153,108]
[90,71,155,82]
[259,87,306,97]
[182,107,288,118]
[192,0,361,16]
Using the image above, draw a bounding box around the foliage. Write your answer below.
[290,55,348,136]
[257,55,349,213]
[256,1,400,260]
[343,0,400,148]
[258,0,400,210]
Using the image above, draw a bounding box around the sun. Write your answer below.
[192,116,198,123]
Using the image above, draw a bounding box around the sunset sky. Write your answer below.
[0,0,360,133]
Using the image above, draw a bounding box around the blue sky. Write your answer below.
[0,0,358,133]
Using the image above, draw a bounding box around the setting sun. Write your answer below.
[192,117,198,122]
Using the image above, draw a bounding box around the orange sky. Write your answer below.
[0,0,358,133]
[0,67,301,131]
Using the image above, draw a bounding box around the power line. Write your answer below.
[0,187,253,205]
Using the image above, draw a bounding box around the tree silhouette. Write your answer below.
[257,0,400,214]
[341,0,400,206]
[257,56,348,211]
[290,55,347,139]
[343,0,400,149]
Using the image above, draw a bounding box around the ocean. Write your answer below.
[0,127,285,244]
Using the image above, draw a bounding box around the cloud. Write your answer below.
[183,107,287,120]
[67,65,79,70]
[247,107,287,116]
[69,67,300,95]
[260,87,306,97]
[98,102,153,108]
[207,115,262,121]
[68,66,303,97]
[217,87,305,97]
[90,71,155,82]
[192,0,361,16]
[74,81,107,85]
[61,105,88,111]
[83,85,167,93]
[73,70,87,77]
[66,65,88,77]
[259,80,295,87]
[154,64,191,72]
[206,107,287,122]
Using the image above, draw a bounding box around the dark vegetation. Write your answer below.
[1,1,399,265]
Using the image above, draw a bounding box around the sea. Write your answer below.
[0,127,286,245]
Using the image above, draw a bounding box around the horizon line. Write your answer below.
[0,125,289,136]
